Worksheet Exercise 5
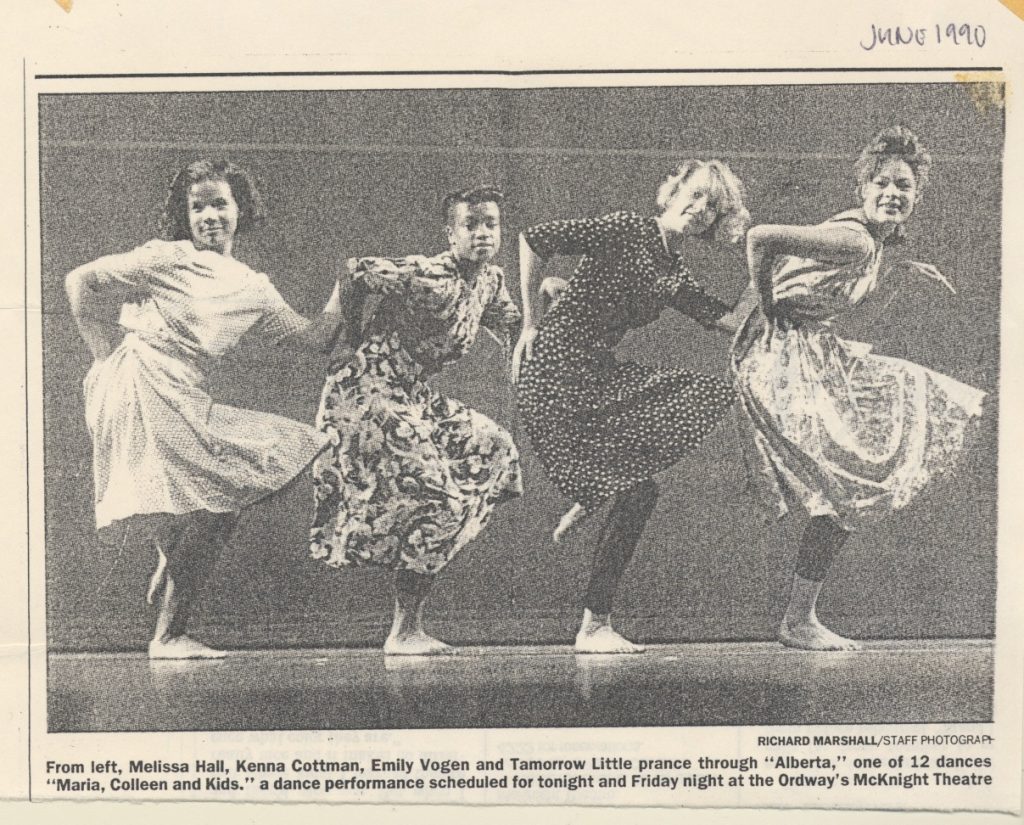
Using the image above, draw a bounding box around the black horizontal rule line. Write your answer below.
[39,141,1002,164]
[34,66,1004,80]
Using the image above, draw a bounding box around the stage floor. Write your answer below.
[47,639,991,732]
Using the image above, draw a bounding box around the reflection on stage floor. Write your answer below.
[47,639,991,732]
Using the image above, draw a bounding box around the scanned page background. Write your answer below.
[2,0,1022,822]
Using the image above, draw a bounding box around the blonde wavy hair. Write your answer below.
[656,159,750,245]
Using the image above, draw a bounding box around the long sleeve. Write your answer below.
[78,239,177,305]
[250,274,311,343]
[666,264,731,329]
[479,267,522,336]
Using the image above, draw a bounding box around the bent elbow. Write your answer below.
[745,224,773,255]
[64,267,93,309]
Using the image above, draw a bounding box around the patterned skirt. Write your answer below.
[516,337,735,511]
[731,315,986,528]
[310,333,523,574]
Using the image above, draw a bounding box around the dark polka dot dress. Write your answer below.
[516,212,735,512]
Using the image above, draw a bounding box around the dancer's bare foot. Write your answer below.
[779,617,862,651]
[574,610,645,654]
[553,503,588,543]
[384,631,455,656]
[148,635,227,660]
[575,625,645,654]
[146,549,168,606]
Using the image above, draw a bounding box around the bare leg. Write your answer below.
[146,546,168,605]
[779,576,862,651]
[779,516,861,651]
[553,503,588,543]
[574,481,658,654]
[384,570,454,656]
[150,549,181,645]
[148,570,226,659]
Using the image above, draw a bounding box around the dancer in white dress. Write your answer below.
[730,127,985,651]
[66,160,342,659]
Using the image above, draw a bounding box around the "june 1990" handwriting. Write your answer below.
[860,23,987,50]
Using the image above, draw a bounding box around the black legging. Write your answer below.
[584,480,659,615]
[161,511,238,637]
[795,515,850,582]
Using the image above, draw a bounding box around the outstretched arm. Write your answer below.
[270,274,348,353]
[276,278,346,352]
[337,267,372,351]
[746,223,873,317]
[322,266,373,368]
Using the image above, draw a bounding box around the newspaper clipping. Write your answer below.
[3,0,1022,820]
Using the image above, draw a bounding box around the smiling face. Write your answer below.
[860,157,919,231]
[187,178,240,256]
[658,165,720,239]
[446,201,501,265]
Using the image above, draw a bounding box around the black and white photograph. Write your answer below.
[39,79,1001,740]
[4,0,1024,818]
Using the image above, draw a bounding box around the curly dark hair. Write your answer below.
[854,126,932,192]
[157,159,268,241]
[441,185,505,225]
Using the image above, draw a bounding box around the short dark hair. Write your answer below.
[441,185,504,224]
[157,159,268,241]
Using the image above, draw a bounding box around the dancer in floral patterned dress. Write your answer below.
[311,186,522,655]
[732,127,985,650]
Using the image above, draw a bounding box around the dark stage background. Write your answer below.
[40,84,1001,651]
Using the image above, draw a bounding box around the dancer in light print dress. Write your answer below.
[66,160,343,659]
[731,126,985,651]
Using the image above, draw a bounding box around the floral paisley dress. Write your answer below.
[516,211,736,511]
[731,210,986,527]
[310,251,523,575]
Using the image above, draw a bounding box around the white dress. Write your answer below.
[82,239,330,530]
[731,211,986,528]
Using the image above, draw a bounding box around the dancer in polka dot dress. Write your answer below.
[513,161,751,653]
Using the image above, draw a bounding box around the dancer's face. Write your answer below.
[188,178,239,255]
[447,201,502,264]
[860,158,919,230]
[659,166,719,238]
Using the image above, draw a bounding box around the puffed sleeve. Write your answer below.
[349,256,416,296]
[522,211,639,259]
[351,254,461,313]
[85,239,178,303]
[250,274,311,343]
[479,267,522,336]
[665,263,731,329]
